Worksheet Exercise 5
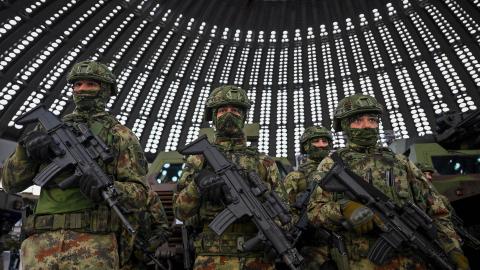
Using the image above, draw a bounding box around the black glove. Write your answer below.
[79,172,103,202]
[194,169,232,204]
[22,130,61,161]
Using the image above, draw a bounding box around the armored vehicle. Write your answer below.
[389,109,480,267]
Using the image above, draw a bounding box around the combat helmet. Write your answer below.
[300,126,333,154]
[67,60,117,95]
[205,85,251,121]
[333,94,383,131]
[415,162,435,173]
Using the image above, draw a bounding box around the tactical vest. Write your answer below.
[332,147,416,204]
[25,113,121,234]
[194,144,267,256]
[331,146,423,261]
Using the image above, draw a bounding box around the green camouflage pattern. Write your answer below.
[128,189,172,269]
[333,94,383,131]
[284,158,320,205]
[205,85,251,121]
[2,108,164,267]
[300,126,333,144]
[300,126,333,155]
[193,255,274,270]
[307,145,463,269]
[283,157,331,269]
[174,136,283,267]
[415,162,435,173]
[20,230,119,270]
[145,189,171,251]
[67,60,117,95]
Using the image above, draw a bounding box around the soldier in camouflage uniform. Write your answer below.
[283,126,334,269]
[2,60,169,270]
[415,162,435,183]
[307,94,469,270]
[284,126,333,204]
[174,85,283,270]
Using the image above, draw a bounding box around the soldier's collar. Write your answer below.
[299,158,320,172]
[346,142,380,153]
[64,111,110,123]
[214,135,246,150]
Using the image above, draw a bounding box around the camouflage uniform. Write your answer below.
[2,61,168,269]
[307,94,466,270]
[174,85,282,270]
[283,126,333,270]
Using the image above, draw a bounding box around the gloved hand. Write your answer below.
[79,172,103,202]
[341,200,375,234]
[449,249,470,270]
[22,130,60,161]
[195,169,232,204]
[155,242,175,259]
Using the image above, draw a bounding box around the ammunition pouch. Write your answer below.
[194,223,262,257]
[22,206,120,236]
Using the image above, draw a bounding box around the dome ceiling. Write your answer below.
[0,0,479,161]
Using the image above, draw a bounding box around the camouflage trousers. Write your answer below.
[20,230,119,270]
[347,256,427,270]
[193,255,274,270]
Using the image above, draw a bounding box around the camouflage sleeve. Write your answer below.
[177,155,204,192]
[1,144,39,193]
[259,154,288,202]
[283,171,306,205]
[405,159,462,253]
[174,180,201,221]
[307,157,344,230]
[111,124,149,209]
[145,189,171,250]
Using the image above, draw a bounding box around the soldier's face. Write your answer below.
[311,137,330,149]
[72,80,101,96]
[216,105,243,118]
[424,171,433,182]
[349,114,379,129]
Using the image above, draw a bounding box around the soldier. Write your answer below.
[174,85,283,270]
[2,60,169,269]
[283,126,334,270]
[415,162,454,210]
[307,94,469,270]
[284,126,333,204]
[416,162,435,182]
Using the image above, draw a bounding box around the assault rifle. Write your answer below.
[16,105,170,270]
[179,135,304,270]
[319,153,455,270]
[292,180,349,270]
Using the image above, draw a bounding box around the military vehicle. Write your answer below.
[389,109,480,268]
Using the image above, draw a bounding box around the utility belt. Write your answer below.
[22,206,120,236]
[194,223,262,256]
